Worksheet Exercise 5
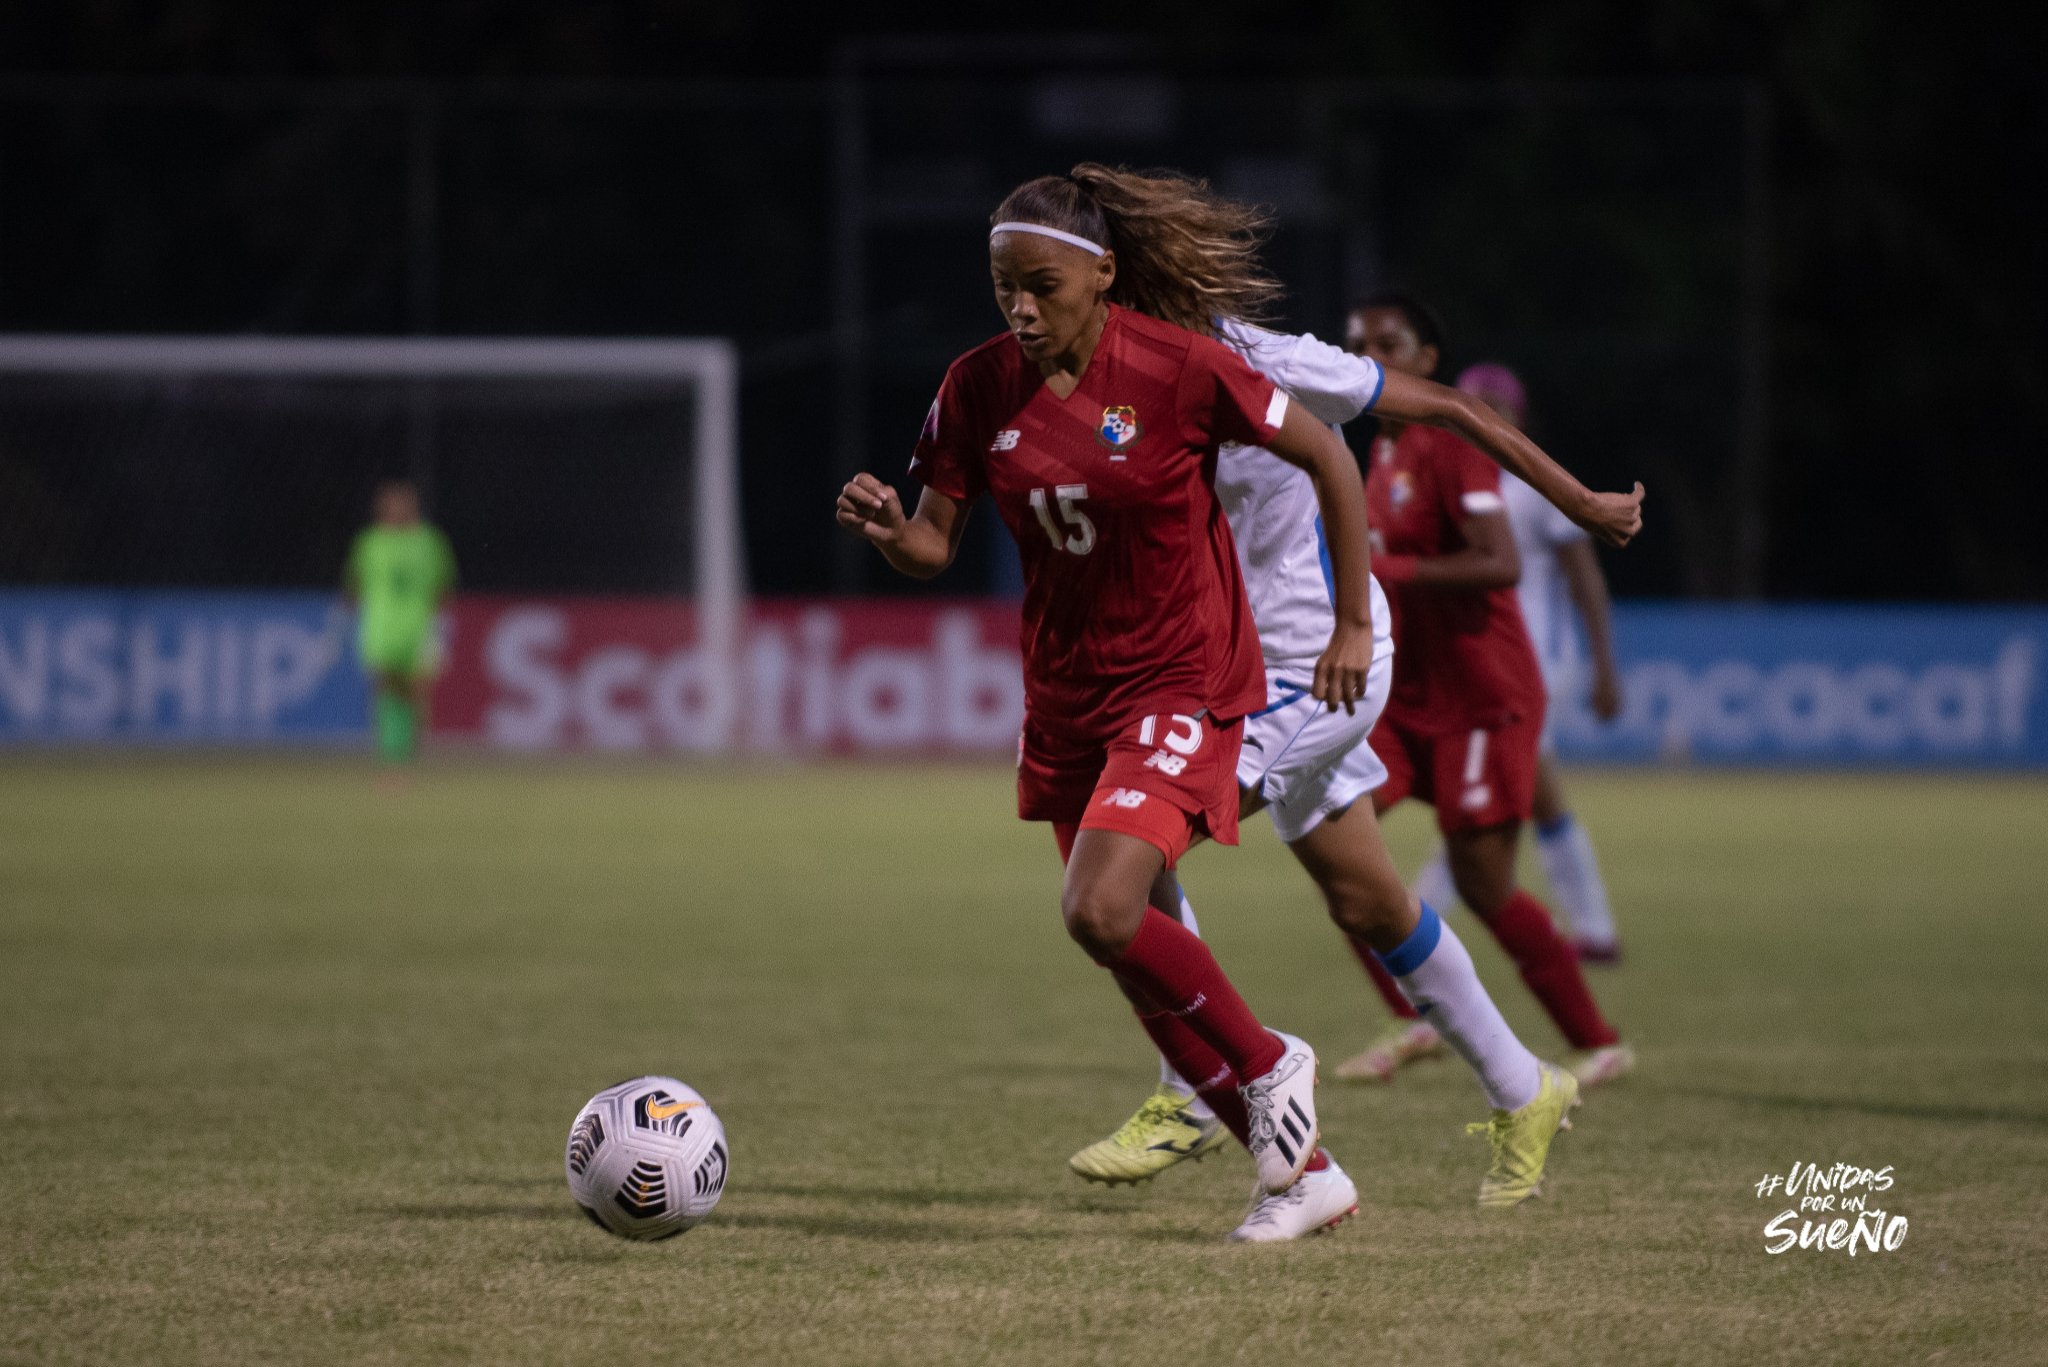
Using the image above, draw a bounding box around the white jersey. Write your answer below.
[1502,472,1588,684]
[1213,318,1391,674]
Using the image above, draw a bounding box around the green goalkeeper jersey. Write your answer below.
[345,522,456,670]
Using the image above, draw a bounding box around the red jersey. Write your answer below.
[1365,424,1546,733]
[909,305,1281,739]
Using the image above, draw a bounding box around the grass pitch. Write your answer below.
[3,757,2046,1366]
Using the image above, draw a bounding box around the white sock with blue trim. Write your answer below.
[1158,893,1216,1121]
[1379,905,1542,1112]
[1536,814,1616,945]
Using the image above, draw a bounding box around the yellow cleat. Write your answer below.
[1333,1019,1446,1083]
[1069,1086,1230,1186]
[1469,1061,1580,1209]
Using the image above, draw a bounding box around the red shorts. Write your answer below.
[1370,710,1542,835]
[1020,709,1244,867]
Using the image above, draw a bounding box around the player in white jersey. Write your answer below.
[1069,321,1581,1231]
[1410,363,1625,960]
[1213,319,1397,843]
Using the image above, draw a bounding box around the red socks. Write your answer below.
[1129,1003,1325,1168]
[1347,934,1421,1020]
[1131,1006,1252,1148]
[1483,890,1621,1049]
[1112,908,1285,1081]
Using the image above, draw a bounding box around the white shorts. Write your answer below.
[1235,650,1395,844]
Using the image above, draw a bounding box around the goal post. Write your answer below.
[0,334,745,659]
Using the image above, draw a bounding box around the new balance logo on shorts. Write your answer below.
[1101,787,1148,809]
[1138,713,1203,777]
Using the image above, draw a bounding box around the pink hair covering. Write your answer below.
[1455,362,1528,427]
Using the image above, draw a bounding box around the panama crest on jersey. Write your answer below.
[1097,405,1142,455]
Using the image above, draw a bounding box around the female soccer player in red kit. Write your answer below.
[836,170,1385,1220]
[1340,294,1635,1087]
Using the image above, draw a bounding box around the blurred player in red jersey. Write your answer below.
[1410,364,1628,962]
[1338,294,1635,1089]
[837,168,1386,1231]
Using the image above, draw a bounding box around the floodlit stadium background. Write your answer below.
[2,17,2041,760]
[3,11,2045,1367]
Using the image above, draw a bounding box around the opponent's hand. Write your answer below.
[1576,482,1646,548]
[836,474,907,546]
[1312,623,1375,715]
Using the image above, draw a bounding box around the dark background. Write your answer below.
[1,3,2039,601]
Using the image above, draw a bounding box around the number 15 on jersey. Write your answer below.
[1029,484,1095,555]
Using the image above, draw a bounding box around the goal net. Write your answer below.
[0,335,744,653]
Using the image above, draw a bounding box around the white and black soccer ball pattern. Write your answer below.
[565,1075,728,1240]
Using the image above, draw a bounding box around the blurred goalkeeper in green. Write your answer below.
[343,479,456,763]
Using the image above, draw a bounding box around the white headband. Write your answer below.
[989,221,1107,256]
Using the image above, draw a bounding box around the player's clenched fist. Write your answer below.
[1577,482,1646,549]
[836,473,907,544]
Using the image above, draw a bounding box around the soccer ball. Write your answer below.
[565,1075,729,1240]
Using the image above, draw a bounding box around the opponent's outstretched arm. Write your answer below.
[1375,371,1645,548]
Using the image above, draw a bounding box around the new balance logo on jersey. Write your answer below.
[990,429,1021,452]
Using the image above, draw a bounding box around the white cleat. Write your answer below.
[1564,1043,1636,1090]
[1333,1019,1446,1083]
[1228,1151,1359,1243]
[1240,1031,1319,1194]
